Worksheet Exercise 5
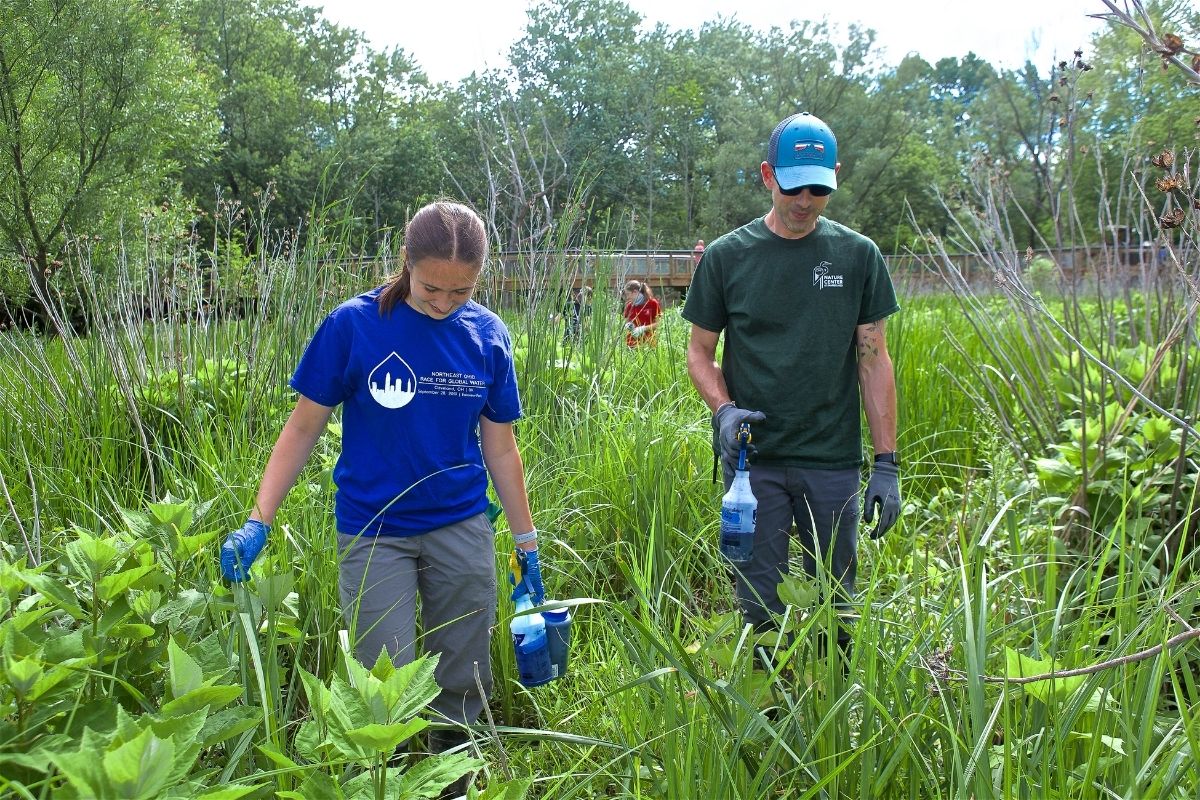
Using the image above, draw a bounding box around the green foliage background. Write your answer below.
[3,0,1199,316]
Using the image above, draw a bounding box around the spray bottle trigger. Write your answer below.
[736,422,753,470]
[509,549,524,586]
[736,422,752,447]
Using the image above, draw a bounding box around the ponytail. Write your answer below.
[379,264,411,313]
[624,279,655,302]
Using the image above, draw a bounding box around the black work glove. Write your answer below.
[863,462,900,539]
[711,403,766,463]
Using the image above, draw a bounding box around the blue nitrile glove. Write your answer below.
[509,547,545,606]
[863,462,901,539]
[632,325,648,338]
[712,403,767,463]
[220,519,270,582]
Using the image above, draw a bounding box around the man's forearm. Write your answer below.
[859,359,897,454]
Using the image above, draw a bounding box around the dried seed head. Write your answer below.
[1156,174,1187,192]
[1162,33,1184,55]
[1151,150,1175,169]
[1160,208,1186,228]
[1049,93,1061,103]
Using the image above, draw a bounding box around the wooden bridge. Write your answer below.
[481,245,1164,306]
[491,248,699,290]
[479,249,701,306]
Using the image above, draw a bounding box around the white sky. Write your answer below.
[316,0,1112,84]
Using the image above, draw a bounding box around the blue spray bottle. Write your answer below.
[719,422,757,562]
[510,596,555,687]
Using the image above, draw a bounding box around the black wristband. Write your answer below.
[874,452,898,466]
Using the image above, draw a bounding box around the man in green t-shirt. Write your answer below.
[682,111,901,658]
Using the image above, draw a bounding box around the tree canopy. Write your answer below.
[0,0,216,306]
[1,0,1197,295]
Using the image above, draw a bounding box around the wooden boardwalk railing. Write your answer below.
[481,246,1169,305]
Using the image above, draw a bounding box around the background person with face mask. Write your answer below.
[621,279,660,346]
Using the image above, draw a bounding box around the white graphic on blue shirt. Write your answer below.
[420,371,487,399]
[368,352,417,409]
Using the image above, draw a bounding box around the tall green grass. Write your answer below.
[0,214,1197,798]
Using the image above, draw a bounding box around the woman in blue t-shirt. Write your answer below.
[218,200,544,761]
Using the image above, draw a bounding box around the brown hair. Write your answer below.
[378,201,488,314]
[623,279,655,301]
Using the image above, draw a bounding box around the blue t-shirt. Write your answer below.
[290,288,522,535]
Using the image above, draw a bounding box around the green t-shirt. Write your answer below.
[682,216,899,468]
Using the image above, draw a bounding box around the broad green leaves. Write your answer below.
[104,728,176,799]
[1004,648,1089,703]
[295,650,443,765]
[289,648,485,798]
[161,639,243,717]
[0,496,266,794]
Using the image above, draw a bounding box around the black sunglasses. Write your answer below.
[777,181,833,197]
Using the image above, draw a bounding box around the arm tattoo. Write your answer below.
[857,322,881,359]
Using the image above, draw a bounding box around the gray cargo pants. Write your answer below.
[338,512,497,726]
[724,463,861,630]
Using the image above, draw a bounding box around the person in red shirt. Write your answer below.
[622,279,661,346]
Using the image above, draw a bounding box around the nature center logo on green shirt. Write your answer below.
[813,262,843,290]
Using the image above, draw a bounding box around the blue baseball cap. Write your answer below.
[767,112,838,192]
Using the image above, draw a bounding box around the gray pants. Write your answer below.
[725,463,861,629]
[338,512,497,726]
